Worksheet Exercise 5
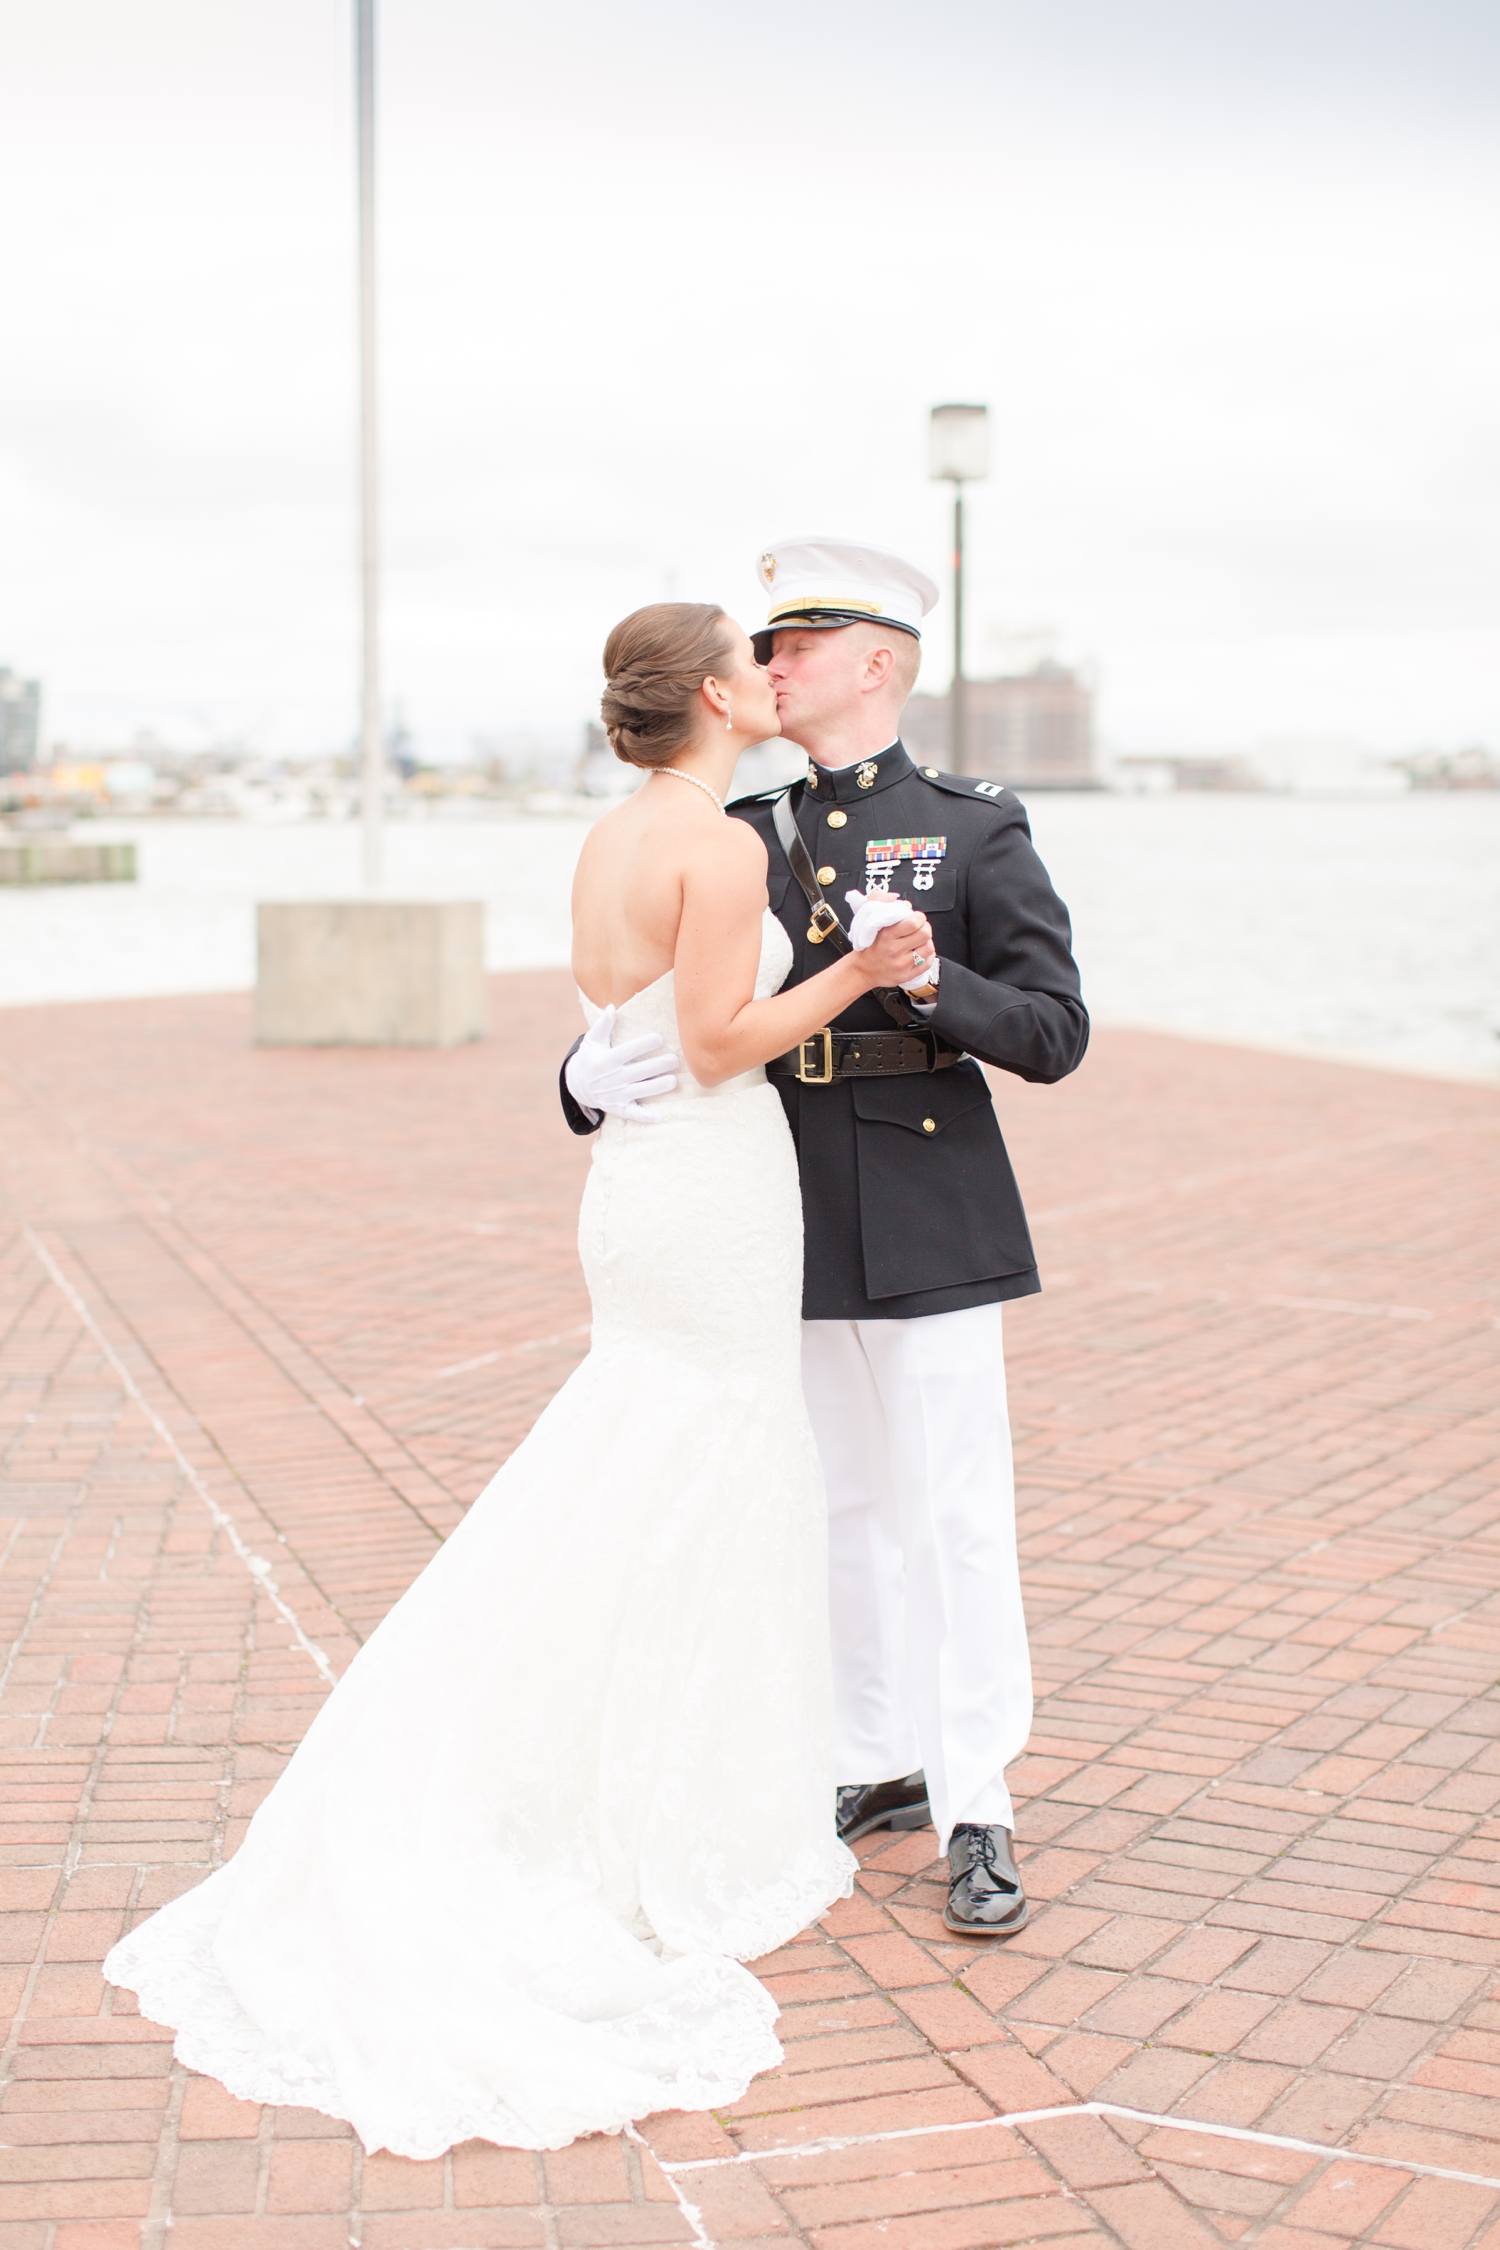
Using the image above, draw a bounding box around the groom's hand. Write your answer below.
[564,1006,680,1124]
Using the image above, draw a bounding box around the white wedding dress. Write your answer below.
[105,910,854,2158]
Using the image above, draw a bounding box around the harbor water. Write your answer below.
[0,792,1495,1084]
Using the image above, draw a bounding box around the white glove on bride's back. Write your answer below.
[565,1006,680,1124]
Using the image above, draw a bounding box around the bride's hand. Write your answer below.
[854,911,934,991]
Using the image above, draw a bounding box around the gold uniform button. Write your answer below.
[817,864,837,885]
[922,1117,936,1133]
[924,766,939,778]
[826,809,848,828]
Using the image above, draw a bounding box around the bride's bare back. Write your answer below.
[571,775,752,1011]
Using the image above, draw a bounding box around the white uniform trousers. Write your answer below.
[801,1303,1031,1847]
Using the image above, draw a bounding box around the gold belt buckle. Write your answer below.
[796,1030,835,1084]
[806,901,840,945]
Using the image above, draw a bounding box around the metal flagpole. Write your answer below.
[356,0,382,892]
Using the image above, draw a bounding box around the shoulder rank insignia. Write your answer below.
[917,768,1015,809]
[864,835,947,893]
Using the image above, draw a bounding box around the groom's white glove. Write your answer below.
[843,891,941,1002]
[565,1006,679,1124]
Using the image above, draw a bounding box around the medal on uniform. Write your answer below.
[910,836,945,890]
[865,836,947,895]
[864,840,901,896]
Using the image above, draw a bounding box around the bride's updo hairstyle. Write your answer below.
[601,603,735,769]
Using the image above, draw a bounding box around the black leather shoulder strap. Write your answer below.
[772,793,843,936]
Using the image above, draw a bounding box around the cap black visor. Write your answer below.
[751,612,921,666]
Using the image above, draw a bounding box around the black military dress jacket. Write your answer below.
[561,740,1088,1322]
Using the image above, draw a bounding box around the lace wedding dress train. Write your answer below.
[105,911,854,2158]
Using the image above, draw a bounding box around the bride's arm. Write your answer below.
[674,823,931,1088]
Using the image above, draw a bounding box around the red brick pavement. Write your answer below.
[0,976,1496,2249]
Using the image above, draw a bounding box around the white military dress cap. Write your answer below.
[751,537,940,664]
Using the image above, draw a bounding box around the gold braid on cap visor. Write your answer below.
[766,595,885,622]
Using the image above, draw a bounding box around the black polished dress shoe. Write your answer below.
[835,1772,931,1844]
[943,1823,1028,1936]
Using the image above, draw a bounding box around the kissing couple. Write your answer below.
[106,538,1088,2157]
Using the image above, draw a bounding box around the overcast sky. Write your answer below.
[1,0,1496,760]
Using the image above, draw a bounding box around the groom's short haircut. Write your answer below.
[848,621,922,705]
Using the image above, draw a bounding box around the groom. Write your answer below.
[562,539,1088,1937]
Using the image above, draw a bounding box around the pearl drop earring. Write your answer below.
[724,703,733,732]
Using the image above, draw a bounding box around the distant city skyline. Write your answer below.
[1,0,1496,762]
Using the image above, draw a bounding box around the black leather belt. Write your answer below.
[768,1027,964,1086]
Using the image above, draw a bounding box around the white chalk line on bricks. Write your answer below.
[641,2100,1500,2250]
[24,1225,337,1686]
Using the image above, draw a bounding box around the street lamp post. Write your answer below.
[928,404,989,775]
[356,0,381,892]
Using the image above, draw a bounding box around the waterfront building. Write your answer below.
[900,661,1095,787]
[0,669,41,774]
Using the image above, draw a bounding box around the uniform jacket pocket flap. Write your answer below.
[856,869,958,915]
[886,873,958,918]
[850,1060,993,1135]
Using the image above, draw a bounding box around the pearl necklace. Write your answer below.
[653,766,726,813]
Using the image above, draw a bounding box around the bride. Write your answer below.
[104,601,935,2159]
